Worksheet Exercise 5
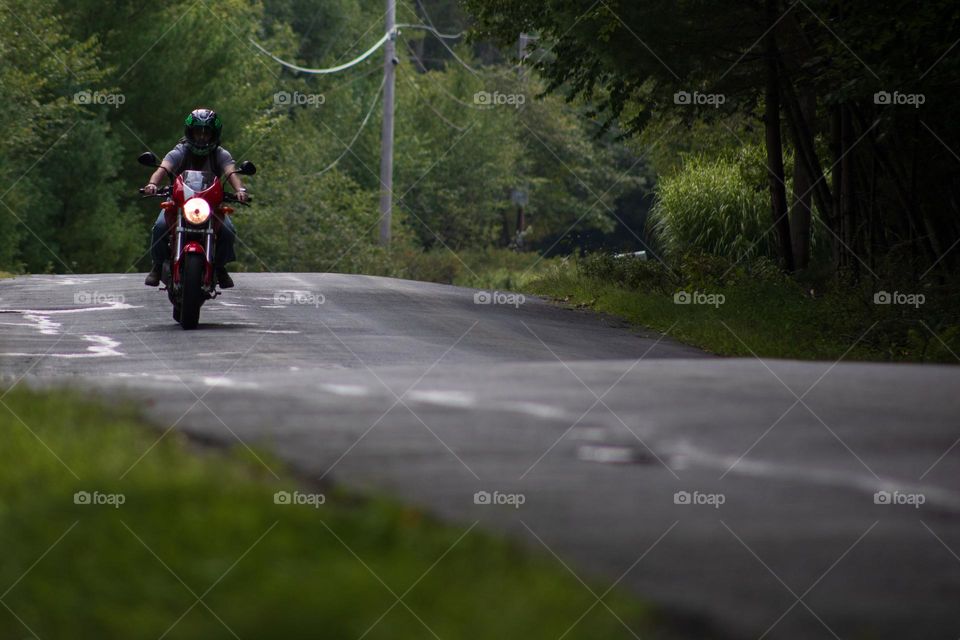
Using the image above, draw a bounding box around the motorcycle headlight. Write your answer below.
[183,197,211,225]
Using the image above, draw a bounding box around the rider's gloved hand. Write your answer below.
[143,183,158,195]
[236,188,249,203]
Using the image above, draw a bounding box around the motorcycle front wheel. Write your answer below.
[180,253,205,329]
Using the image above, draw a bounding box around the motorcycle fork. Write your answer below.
[171,220,215,291]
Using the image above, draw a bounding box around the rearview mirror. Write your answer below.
[138,151,159,167]
[236,160,257,176]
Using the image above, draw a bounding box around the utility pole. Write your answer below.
[378,0,397,246]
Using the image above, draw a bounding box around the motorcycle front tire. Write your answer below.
[180,253,205,330]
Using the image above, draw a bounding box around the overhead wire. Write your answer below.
[395,23,465,39]
[405,3,482,77]
[248,16,482,174]
[314,74,387,177]
[401,39,489,110]
[249,31,390,75]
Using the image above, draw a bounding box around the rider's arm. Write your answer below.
[143,160,175,194]
[223,163,248,202]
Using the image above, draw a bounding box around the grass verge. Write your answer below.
[0,387,660,639]
[526,254,959,363]
[387,247,562,291]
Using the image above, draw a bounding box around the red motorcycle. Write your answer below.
[137,152,256,329]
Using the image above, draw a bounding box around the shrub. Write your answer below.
[648,150,777,261]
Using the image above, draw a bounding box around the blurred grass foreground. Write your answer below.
[0,387,659,639]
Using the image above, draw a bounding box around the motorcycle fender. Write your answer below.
[183,242,214,286]
[182,242,206,254]
[173,242,209,286]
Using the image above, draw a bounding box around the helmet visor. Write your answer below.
[187,126,214,146]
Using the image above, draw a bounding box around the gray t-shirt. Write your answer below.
[163,142,234,177]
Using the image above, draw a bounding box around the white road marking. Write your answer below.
[319,383,370,397]
[407,389,476,408]
[78,335,122,358]
[5,302,139,315]
[0,303,133,357]
[670,440,960,511]
[23,314,60,335]
[1,334,123,358]
[202,376,260,389]
[500,401,570,420]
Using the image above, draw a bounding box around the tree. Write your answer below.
[464,0,960,277]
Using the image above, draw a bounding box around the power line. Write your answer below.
[315,74,387,177]
[401,40,490,110]
[396,23,465,39]
[249,22,465,76]
[408,2,481,77]
[249,32,391,75]
[378,0,398,246]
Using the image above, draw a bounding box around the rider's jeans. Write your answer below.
[150,211,236,268]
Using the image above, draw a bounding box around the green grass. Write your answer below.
[526,256,960,363]
[387,247,562,291]
[0,387,660,639]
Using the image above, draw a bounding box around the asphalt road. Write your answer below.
[2,273,959,639]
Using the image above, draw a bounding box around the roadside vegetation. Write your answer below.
[3,0,956,362]
[0,386,661,639]
[0,0,641,277]
[395,247,959,363]
[530,254,960,363]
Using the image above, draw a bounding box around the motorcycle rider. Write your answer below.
[142,108,249,288]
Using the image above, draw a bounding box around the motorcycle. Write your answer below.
[137,152,256,329]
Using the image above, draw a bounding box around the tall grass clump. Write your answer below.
[648,147,777,260]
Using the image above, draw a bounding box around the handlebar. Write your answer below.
[223,192,253,206]
[138,186,172,197]
[137,187,253,205]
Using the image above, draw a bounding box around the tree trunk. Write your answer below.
[780,73,833,228]
[789,91,815,270]
[763,0,794,272]
[840,104,858,279]
[849,105,940,270]
[830,104,843,270]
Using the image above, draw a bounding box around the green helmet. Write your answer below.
[183,108,222,156]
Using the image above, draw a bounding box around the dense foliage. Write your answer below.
[649,146,780,261]
[466,0,960,280]
[0,0,645,275]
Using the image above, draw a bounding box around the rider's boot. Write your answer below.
[215,266,234,289]
[144,263,162,287]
